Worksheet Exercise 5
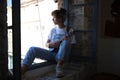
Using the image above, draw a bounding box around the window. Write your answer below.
[7,0,58,69]
[7,0,13,69]
[21,0,58,63]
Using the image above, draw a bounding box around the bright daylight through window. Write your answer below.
[7,0,58,69]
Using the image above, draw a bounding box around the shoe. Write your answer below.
[22,74,25,80]
[56,65,64,78]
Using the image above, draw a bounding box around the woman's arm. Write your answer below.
[46,39,51,48]
[46,39,61,48]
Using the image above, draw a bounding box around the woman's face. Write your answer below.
[52,16,58,24]
[52,16,63,24]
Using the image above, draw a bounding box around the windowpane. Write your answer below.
[7,0,12,26]
[21,0,58,63]
[8,29,13,69]
[7,0,13,69]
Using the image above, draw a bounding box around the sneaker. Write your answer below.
[56,65,64,78]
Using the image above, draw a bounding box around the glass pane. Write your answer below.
[7,0,12,26]
[8,29,13,69]
[7,0,13,69]
[69,5,93,30]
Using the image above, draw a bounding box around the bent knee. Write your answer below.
[29,46,40,51]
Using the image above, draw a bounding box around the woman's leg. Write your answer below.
[55,40,71,62]
[55,40,71,77]
[21,47,55,74]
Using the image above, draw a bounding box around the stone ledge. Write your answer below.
[22,63,94,80]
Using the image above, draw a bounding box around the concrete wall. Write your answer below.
[97,0,120,76]
[67,0,120,77]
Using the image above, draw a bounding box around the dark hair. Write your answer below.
[51,8,66,22]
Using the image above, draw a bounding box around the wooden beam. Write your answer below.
[12,0,21,80]
[0,0,8,80]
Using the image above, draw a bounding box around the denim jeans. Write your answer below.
[22,40,71,66]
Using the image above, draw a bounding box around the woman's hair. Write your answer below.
[51,8,67,22]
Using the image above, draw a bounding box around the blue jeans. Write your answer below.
[22,40,71,66]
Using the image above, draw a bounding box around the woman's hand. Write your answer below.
[62,36,69,41]
[49,41,61,48]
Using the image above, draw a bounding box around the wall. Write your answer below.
[97,0,120,76]
[67,0,120,77]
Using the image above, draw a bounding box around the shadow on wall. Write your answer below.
[104,0,120,37]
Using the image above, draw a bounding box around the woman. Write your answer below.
[21,8,76,78]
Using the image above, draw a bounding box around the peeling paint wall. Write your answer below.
[68,0,95,61]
